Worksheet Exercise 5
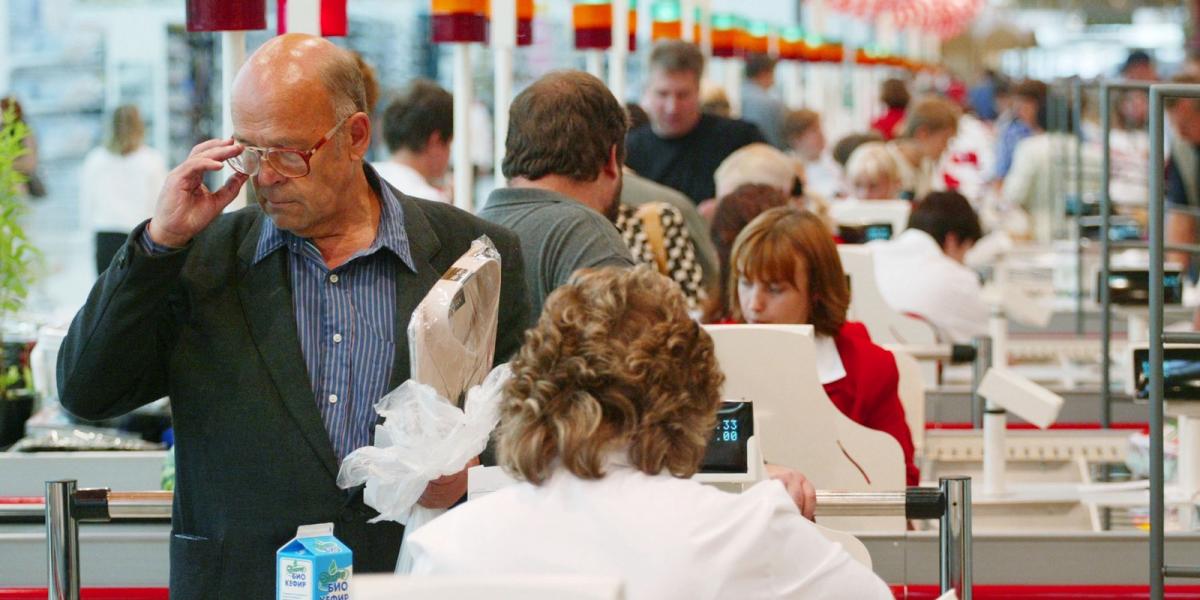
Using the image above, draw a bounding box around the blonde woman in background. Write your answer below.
[844,142,903,200]
[80,105,167,274]
[407,267,890,600]
[710,142,834,231]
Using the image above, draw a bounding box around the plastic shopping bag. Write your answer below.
[336,364,511,571]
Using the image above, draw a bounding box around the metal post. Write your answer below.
[1147,83,1188,600]
[1100,81,1113,432]
[971,335,992,428]
[940,475,969,597]
[1072,77,1085,335]
[221,31,248,210]
[609,0,629,103]
[940,477,972,600]
[1098,81,1149,434]
[491,0,516,187]
[586,50,604,80]
[45,480,79,600]
[451,43,474,212]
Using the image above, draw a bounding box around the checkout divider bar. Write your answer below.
[37,477,973,600]
[1163,332,1200,345]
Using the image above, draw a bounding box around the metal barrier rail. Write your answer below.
[1148,83,1200,599]
[890,343,978,364]
[37,477,973,600]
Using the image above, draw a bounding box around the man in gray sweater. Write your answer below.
[480,71,635,325]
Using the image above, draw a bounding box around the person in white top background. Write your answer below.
[408,266,890,600]
[373,78,453,203]
[871,191,989,343]
[78,104,167,275]
[784,108,844,200]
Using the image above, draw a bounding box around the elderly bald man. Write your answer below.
[57,34,529,598]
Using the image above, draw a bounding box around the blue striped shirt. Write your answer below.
[141,178,415,462]
[253,183,415,461]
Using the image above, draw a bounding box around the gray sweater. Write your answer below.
[480,187,634,325]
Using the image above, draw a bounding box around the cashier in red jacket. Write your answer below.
[728,206,919,486]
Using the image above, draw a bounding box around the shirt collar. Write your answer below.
[813,334,847,385]
[896,228,943,255]
[253,164,416,271]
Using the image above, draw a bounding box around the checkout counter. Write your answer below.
[8,83,1200,597]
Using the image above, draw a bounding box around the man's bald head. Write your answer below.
[234,33,367,121]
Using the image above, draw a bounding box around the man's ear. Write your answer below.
[348,112,372,160]
[603,145,621,179]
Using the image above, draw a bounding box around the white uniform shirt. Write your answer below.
[870,229,988,343]
[372,160,450,203]
[79,145,167,234]
[408,459,891,600]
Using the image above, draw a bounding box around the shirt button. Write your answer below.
[328,394,338,404]
[333,333,343,343]
[329,274,339,284]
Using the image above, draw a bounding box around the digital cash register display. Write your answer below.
[699,401,754,473]
[1098,269,1183,306]
[1134,347,1200,401]
[837,223,893,244]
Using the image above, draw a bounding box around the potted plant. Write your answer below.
[0,105,40,447]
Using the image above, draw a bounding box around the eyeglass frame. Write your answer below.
[227,113,354,179]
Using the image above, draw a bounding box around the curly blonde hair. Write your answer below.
[498,266,725,485]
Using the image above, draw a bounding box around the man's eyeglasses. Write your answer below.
[227,114,351,179]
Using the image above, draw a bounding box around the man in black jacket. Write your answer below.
[57,33,528,599]
[625,40,765,204]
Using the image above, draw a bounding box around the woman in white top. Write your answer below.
[79,105,167,274]
[871,191,989,343]
[407,267,891,600]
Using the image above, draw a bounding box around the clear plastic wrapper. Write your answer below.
[336,236,506,572]
[336,364,510,570]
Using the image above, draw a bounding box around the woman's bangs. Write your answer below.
[736,230,800,285]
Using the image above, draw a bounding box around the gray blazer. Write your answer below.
[57,175,530,599]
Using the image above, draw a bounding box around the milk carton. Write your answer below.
[276,523,353,600]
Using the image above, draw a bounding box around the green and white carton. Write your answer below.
[276,522,353,600]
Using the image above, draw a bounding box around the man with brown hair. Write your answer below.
[740,53,787,149]
[626,40,765,203]
[479,70,635,325]
[375,78,453,203]
[885,95,960,200]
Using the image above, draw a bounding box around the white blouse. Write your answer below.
[407,458,891,600]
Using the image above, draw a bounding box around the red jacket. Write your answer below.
[871,107,906,141]
[822,322,920,486]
